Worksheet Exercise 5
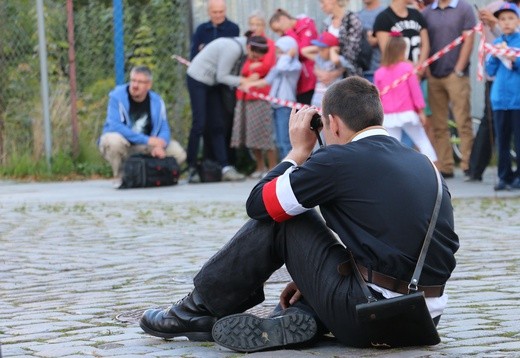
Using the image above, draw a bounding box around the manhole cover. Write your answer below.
[115,307,161,323]
[115,303,276,324]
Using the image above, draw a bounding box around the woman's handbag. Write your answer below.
[353,161,443,348]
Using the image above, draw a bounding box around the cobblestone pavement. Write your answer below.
[1,168,520,357]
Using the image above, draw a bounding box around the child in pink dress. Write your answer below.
[374,32,437,162]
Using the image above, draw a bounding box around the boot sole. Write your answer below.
[139,320,213,342]
[212,312,317,352]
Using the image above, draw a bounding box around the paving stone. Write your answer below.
[1,173,519,357]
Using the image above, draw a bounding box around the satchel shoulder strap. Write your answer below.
[408,160,443,291]
[353,158,443,302]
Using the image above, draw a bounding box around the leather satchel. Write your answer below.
[353,160,443,348]
[356,291,440,348]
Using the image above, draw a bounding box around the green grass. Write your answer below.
[0,149,112,181]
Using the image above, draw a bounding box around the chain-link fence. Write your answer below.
[0,0,491,177]
[0,0,191,176]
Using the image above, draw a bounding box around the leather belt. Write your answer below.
[337,261,445,298]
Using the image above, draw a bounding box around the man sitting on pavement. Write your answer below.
[98,66,186,188]
[139,77,459,352]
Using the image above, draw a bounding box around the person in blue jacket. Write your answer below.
[99,66,186,188]
[485,2,520,190]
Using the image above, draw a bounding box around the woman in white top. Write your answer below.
[320,0,348,36]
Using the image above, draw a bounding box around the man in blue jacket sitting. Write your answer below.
[99,66,186,188]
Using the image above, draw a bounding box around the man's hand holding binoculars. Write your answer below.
[286,106,323,165]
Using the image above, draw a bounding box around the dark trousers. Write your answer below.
[192,210,374,347]
[297,90,314,106]
[203,85,236,166]
[493,109,520,183]
[186,75,229,168]
[468,81,494,180]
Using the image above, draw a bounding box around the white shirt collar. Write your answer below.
[432,0,459,9]
[351,128,389,142]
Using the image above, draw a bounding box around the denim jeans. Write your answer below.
[193,211,376,348]
[273,106,292,159]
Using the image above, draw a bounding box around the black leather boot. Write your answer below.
[139,290,217,341]
[211,307,317,352]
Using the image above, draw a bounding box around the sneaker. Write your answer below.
[463,169,482,182]
[494,180,511,191]
[212,309,317,353]
[440,171,454,179]
[249,170,266,179]
[112,177,123,189]
[188,167,201,184]
[222,166,245,182]
[464,175,482,182]
[511,177,520,189]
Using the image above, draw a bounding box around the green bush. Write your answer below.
[0,0,191,181]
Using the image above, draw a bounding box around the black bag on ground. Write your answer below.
[197,159,222,183]
[120,154,180,188]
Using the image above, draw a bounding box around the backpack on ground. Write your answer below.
[120,154,180,189]
[197,159,222,183]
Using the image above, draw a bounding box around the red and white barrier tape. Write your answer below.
[477,23,486,81]
[172,55,191,67]
[379,23,481,96]
[170,54,307,109]
[172,22,518,108]
[483,42,520,57]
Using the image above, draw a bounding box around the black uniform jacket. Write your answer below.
[246,131,459,286]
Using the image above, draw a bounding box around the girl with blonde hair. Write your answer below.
[374,32,437,161]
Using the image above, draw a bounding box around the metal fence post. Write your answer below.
[66,0,79,158]
[36,0,52,170]
[113,0,125,85]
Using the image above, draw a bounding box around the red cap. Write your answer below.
[311,32,339,48]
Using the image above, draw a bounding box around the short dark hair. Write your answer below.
[130,65,153,81]
[269,8,293,25]
[322,77,383,132]
[246,35,269,55]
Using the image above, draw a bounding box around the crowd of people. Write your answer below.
[99,0,520,191]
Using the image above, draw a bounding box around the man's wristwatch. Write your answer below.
[454,70,464,77]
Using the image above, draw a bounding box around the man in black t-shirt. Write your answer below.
[99,66,186,187]
[373,0,429,70]
[128,88,152,136]
[373,0,430,148]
